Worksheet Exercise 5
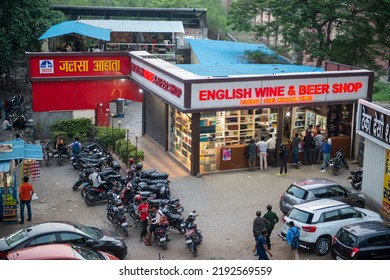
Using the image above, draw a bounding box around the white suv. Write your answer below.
[279,199,382,256]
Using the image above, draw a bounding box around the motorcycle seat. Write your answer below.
[165,211,181,220]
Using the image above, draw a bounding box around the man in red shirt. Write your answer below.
[19,176,34,224]
[137,197,149,242]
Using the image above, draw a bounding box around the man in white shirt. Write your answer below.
[2,118,12,130]
[257,136,268,170]
[266,134,276,167]
[89,168,106,187]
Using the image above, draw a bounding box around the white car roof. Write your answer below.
[293,198,347,212]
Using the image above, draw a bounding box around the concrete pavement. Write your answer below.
[0,101,361,260]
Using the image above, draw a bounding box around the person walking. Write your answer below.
[256,136,268,170]
[286,221,300,260]
[291,133,300,168]
[320,137,332,172]
[266,134,276,167]
[253,229,273,260]
[313,130,324,164]
[278,143,289,175]
[247,138,257,171]
[18,176,35,224]
[252,210,270,241]
[303,132,314,165]
[137,197,149,242]
[263,205,279,250]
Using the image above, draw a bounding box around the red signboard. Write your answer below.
[29,54,130,78]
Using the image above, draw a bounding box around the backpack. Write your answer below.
[72,141,80,154]
[290,227,299,249]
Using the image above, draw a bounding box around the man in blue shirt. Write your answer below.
[253,229,273,260]
[286,221,300,260]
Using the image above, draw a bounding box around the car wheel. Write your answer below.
[353,201,364,208]
[315,237,330,256]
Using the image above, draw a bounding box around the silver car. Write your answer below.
[279,178,365,215]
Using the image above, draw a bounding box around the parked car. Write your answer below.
[332,221,390,260]
[7,243,119,260]
[279,199,382,256]
[279,178,366,215]
[0,221,127,260]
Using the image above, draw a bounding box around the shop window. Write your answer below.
[169,108,192,169]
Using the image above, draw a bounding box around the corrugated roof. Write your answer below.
[176,39,323,76]
[79,20,185,33]
[39,21,111,41]
[178,64,323,76]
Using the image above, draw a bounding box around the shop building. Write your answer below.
[26,52,142,138]
[130,48,374,175]
[356,99,390,220]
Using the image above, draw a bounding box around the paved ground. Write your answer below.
[0,101,363,260]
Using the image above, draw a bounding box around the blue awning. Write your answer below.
[39,21,111,41]
[0,140,43,162]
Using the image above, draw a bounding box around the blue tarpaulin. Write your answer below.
[0,141,43,172]
[39,21,111,41]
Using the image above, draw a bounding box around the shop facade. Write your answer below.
[130,51,374,176]
[26,52,142,138]
[356,99,390,219]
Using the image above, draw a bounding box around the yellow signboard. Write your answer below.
[382,149,390,217]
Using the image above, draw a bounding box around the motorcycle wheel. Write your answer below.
[57,155,63,166]
[85,195,96,206]
[81,188,86,198]
[122,227,129,237]
[106,211,115,224]
[162,240,167,250]
[352,182,362,190]
[72,180,82,190]
[344,161,350,170]
[332,166,339,176]
[45,153,50,166]
[190,243,197,257]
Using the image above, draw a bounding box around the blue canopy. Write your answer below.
[39,21,111,41]
[0,140,43,172]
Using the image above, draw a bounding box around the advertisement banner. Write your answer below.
[191,75,369,109]
[383,149,390,217]
[29,54,130,78]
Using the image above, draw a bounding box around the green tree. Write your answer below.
[0,0,65,79]
[228,0,390,69]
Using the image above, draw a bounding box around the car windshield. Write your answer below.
[336,228,357,247]
[72,223,103,239]
[5,228,29,247]
[72,244,104,260]
[286,185,307,199]
[287,208,312,224]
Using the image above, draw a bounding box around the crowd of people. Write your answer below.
[251,204,300,260]
[247,124,332,175]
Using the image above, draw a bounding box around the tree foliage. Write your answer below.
[0,0,65,77]
[228,0,390,69]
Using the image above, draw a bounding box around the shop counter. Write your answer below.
[216,145,261,171]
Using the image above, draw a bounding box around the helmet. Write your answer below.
[136,162,143,171]
[188,212,196,222]
[112,161,121,171]
[134,194,142,202]
[128,158,135,165]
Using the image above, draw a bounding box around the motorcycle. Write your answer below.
[162,205,185,234]
[106,192,130,237]
[348,168,363,190]
[330,149,349,175]
[83,175,123,206]
[182,210,203,257]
